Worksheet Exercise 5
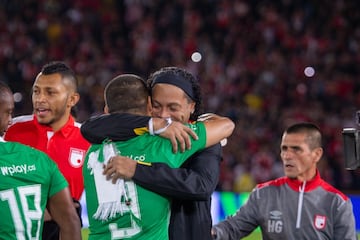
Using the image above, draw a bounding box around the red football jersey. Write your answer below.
[4,114,90,200]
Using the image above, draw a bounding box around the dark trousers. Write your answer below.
[42,199,82,240]
[42,221,60,240]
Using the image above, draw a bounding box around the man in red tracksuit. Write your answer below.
[4,61,90,240]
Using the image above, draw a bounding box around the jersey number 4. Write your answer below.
[0,184,42,240]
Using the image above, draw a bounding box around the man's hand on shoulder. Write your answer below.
[160,121,198,153]
[151,118,198,153]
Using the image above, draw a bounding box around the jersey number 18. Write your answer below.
[0,184,42,240]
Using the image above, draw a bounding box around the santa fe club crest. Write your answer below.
[314,215,326,230]
[68,148,85,168]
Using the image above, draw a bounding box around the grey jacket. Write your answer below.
[213,171,357,240]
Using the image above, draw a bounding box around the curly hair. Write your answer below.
[147,66,203,121]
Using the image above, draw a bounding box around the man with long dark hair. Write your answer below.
[81,66,227,240]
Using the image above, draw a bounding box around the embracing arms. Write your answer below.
[81,113,234,200]
[81,113,197,153]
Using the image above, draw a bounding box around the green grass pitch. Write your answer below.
[81,228,360,239]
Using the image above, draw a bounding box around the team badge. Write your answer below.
[69,148,85,168]
[314,215,326,229]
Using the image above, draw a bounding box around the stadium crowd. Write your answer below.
[1,0,360,192]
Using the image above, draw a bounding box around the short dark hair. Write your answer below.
[285,122,322,149]
[147,66,203,121]
[41,61,78,90]
[105,74,149,114]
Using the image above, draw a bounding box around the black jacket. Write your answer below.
[81,113,222,240]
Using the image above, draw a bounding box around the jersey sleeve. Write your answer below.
[333,199,357,240]
[164,121,207,167]
[133,144,221,200]
[213,188,260,240]
[80,113,150,144]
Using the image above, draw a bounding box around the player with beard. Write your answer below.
[4,61,90,240]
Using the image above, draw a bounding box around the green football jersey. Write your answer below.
[83,122,207,240]
[0,141,68,240]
